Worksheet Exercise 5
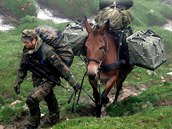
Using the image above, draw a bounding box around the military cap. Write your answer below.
[21,29,37,41]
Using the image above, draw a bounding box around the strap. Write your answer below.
[100,60,126,72]
[40,43,46,64]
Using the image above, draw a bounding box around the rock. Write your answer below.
[10,100,22,107]
[167,72,172,75]
[0,125,4,129]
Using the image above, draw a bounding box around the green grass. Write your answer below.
[2,0,37,19]
[0,0,172,128]
[53,106,172,129]
[36,0,99,19]
[132,0,172,26]
[107,83,172,117]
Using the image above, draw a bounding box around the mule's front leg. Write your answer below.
[88,78,102,117]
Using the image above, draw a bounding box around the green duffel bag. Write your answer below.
[126,29,166,70]
[62,22,88,56]
[95,6,134,29]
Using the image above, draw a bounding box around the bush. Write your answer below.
[0,97,5,105]
[146,10,166,26]
[160,4,172,20]
[2,0,37,19]
[20,15,37,24]
[38,0,99,19]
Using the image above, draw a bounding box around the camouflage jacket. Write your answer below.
[16,37,77,87]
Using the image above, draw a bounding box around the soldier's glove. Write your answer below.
[73,82,81,92]
[14,83,20,94]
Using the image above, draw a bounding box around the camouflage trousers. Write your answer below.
[26,79,59,127]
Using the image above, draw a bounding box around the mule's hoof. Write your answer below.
[95,112,101,117]
[103,97,109,104]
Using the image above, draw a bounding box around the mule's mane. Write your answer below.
[92,25,115,39]
[92,27,100,36]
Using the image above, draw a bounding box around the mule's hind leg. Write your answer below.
[114,77,124,102]
[114,65,134,103]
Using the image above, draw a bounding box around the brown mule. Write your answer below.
[84,17,133,117]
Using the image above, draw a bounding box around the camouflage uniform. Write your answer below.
[16,28,80,128]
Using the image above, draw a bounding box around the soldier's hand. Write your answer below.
[73,82,81,92]
[14,83,20,94]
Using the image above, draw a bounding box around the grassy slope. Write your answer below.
[0,0,172,128]
[53,0,172,128]
[38,0,99,19]
[131,0,172,26]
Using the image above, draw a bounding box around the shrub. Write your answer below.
[146,10,166,26]
[37,0,99,19]
[20,15,37,24]
[2,0,37,19]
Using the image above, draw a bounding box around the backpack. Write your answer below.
[35,25,63,48]
[35,24,88,56]
[126,29,166,70]
[95,6,134,29]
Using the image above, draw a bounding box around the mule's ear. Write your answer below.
[100,19,110,34]
[105,19,110,30]
[84,16,92,33]
[103,19,110,32]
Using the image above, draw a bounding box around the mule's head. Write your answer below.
[84,17,110,79]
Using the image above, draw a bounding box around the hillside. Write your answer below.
[0,0,172,26]
[161,0,172,5]
[0,0,172,129]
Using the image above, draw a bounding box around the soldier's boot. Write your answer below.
[25,116,40,129]
[26,96,40,129]
[25,124,37,129]
[40,113,60,128]
[41,90,60,128]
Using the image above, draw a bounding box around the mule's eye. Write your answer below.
[99,46,106,51]
[99,47,104,50]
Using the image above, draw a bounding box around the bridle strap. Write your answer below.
[103,35,109,53]
[87,58,101,64]
[86,34,109,65]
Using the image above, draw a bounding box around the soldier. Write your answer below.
[14,28,81,129]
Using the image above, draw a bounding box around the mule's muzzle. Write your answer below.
[88,73,97,80]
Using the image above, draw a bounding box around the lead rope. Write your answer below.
[76,70,87,105]
[68,70,96,112]
[97,72,102,105]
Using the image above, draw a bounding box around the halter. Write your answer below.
[86,33,123,72]
[86,34,109,66]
